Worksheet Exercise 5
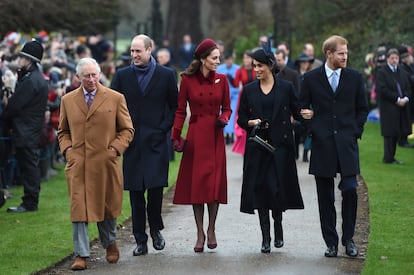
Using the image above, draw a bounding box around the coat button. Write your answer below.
[334,130,338,134]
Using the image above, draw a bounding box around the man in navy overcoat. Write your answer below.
[111,34,178,256]
[300,35,368,258]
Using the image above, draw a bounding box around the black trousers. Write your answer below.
[15,146,40,210]
[315,176,357,247]
[130,187,164,244]
[383,136,398,162]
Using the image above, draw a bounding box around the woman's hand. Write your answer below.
[248,118,262,127]
[300,109,314,120]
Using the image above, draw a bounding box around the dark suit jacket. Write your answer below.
[111,64,178,191]
[278,66,300,96]
[376,65,412,137]
[286,58,296,71]
[300,65,368,177]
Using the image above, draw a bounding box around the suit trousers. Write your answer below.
[72,218,117,257]
[15,146,40,210]
[315,176,357,247]
[130,187,164,244]
[383,136,398,162]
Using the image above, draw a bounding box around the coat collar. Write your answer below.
[74,83,107,117]
[196,69,217,84]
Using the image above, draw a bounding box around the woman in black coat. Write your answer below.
[237,49,304,253]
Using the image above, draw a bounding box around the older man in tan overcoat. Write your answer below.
[58,57,134,270]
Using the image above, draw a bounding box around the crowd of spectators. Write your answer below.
[0,31,120,201]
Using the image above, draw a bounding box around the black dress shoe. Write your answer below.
[261,240,271,253]
[133,243,148,256]
[399,143,414,148]
[324,246,338,257]
[7,205,37,213]
[383,159,404,165]
[344,239,358,257]
[150,230,165,250]
[274,239,284,248]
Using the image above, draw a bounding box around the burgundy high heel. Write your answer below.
[194,234,205,253]
[194,246,204,253]
[207,231,217,249]
[207,243,217,249]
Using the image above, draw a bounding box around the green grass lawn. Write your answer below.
[0,122,413,274]
[0,153,182,274]
[359,122,414,275]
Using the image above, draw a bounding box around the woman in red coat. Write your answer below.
[232,50,256,155]
[171,39,232,253]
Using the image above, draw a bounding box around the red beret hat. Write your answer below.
[194,38,217,58]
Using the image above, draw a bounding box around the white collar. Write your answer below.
[325,63,342,78]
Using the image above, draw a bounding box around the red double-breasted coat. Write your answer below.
[172,71,232,204]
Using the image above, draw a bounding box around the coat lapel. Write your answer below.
[73,88,89,116]
[271,78,283,120]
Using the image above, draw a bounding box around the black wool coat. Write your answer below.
[300,65,368,177]
[376,65,412,137]
[111,64,178,191]
[2,66,48,148]
[237,78,304,214]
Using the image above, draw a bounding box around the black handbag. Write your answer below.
[248,124,276,154]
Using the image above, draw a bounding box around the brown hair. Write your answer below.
[322,35,348,56]
[184,45,218,75]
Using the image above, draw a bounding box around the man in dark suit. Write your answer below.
[178,34,196,71]
[376,48,412,163]
[396,45,414,148]
[111,34,178,256]
[300,35,368,258]
[275,49,303,159]
[277,42,296,70]
[275,49,300,94]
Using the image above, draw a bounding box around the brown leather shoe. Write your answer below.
[71,256,87,270]
[106,242,120,263]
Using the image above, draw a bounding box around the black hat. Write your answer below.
[252,48,275,66]
[398,45,409,58]
[252,48,279,74]
[295,53,314,65]
[19,40,43,63]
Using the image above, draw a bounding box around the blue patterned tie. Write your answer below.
[330,71,338,92]
[86,93,93,108]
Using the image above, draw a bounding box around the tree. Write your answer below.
[165,0,203,52]
[0,0,119,36]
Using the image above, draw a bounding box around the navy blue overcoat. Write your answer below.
[111,64,178,191]
[300,66,368,177]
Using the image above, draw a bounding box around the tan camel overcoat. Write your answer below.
[58,83,134,222]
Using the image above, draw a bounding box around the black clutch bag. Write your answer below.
[248,124,276,154]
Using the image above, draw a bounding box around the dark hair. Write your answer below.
[252,48,279,75]
[386,48,399,58]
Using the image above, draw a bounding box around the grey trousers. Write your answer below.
[72,218,117,257]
